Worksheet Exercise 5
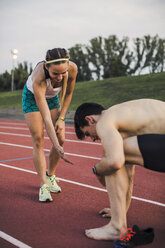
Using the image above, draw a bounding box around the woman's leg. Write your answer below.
[48,108,65,175]
[24,111,46,186]
[42,108,64,193]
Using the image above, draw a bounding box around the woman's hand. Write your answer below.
[55,119,65,136]
[54,119,73,164]
[56,145,73,164]
[56,145,65,157]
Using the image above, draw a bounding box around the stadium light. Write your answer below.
[11,49,18,91]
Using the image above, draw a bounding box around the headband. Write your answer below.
[46,58,69,64]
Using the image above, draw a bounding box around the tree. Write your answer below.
[86,36,105,80]
[103,35,132,78]
[86,35,133,79]
[69,44,93,82]
[0,71,11,91]
[0,61,32,91]
[150,36,165,73]
[129,35,165,74]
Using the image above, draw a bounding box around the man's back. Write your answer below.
[98,99,165,138]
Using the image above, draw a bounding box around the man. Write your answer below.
[74,99,165,241]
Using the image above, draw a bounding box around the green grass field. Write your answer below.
[0,72,164,110]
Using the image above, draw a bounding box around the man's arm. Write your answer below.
[95,127,125,176]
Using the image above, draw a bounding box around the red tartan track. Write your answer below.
[0,119,164,248]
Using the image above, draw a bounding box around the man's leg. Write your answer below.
[85,165,129,240]
[125,164,135,212]
[99,136,142,218]
[124,136,144,167]
[99,163,135,218]
[85,136,141,240]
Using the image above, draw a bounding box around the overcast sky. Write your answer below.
[0,0,165,74]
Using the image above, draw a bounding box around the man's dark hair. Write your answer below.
[74,102,105,140]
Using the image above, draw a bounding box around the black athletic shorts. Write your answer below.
[137,134,165,173]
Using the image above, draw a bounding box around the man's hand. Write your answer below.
[99,208,111,218]
[92,165,106,186]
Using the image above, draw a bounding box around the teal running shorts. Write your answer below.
[22,84,60,114]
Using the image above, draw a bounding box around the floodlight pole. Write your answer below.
[11,49,18,91]
[11,59,14,91]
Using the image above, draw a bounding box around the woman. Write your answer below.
[22,48,77,202]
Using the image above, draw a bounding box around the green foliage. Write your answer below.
[69,34,165,81]
[14,62,30,90]
[69,44,93,81]
[0,71,11,91]
[130,35,165,74]
[0,61,32,91]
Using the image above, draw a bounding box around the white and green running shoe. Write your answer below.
[39,184,53,202]
[46,173,61,193]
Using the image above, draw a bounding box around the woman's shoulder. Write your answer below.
[31,61,45,82]
[33,61,45,72]
[68,61,78,72]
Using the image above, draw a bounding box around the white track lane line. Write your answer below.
[0,163,165,208]
[0,126,75,134]
[0,121,27,126]
[0,122,74,129]
[0,231,32,248]
[0,142,100,160]
[0,131,101,145]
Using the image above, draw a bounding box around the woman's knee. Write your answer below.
[32,134,44,150]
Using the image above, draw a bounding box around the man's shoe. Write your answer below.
[113,225,154,247]
[46,172,61,193]
[39,184,53,202]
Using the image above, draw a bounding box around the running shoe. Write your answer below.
[39,184,53,202]
[46,172,61,193]
[113,225,154,247]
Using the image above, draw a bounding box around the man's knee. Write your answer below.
[110,156,125,171]
[104,157,125,174]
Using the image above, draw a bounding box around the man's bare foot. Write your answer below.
[85,223,120,240]
[99,208,111,218]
